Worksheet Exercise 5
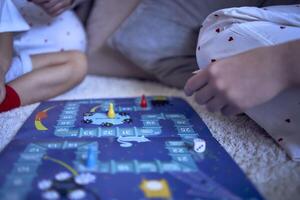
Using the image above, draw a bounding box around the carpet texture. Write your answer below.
[0,75,299,200]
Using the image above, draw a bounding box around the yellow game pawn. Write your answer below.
[107,103,116,119]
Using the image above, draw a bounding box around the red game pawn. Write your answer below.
[140,95,147,108]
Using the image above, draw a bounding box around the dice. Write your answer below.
[193,138,206,153]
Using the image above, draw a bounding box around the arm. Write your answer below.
[184,39,300,116]
[0,32,13,103]
[283,40,300,87]
[0,32,13,78]
[72,0,85,7]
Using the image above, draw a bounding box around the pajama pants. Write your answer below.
[5,8,86,83]
[111,0,300,88]
[196,5,300,161]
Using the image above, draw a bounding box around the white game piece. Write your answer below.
[75,173,96,185]
[38,179,52,190]
[55,171,72,181]
[42,190,60,200]
[68,189,86,200]
[193,138,206,153]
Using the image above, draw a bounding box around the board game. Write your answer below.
[0,96,264,200]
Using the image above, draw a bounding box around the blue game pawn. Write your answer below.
[86,146,97,170]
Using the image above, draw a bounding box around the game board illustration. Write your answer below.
[0,96,264,200]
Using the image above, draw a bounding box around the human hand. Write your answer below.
[184,45,290,116]
[29,0,73,17]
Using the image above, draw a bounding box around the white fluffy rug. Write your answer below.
[0,75,299,200]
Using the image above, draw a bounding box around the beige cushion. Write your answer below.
[86,0,153,79]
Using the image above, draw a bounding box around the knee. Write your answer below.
[66,51,88,84]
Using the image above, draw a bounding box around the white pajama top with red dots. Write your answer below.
[196,4,300,161]
[0,0,86,83]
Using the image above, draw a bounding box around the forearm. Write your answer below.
[277,39,300,87]
[72,0,85,7]
[0,32,13,77]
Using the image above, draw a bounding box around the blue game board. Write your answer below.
[0,96,264,200]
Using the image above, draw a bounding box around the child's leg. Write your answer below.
[193,5,300,160]
[6,51,87,107]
